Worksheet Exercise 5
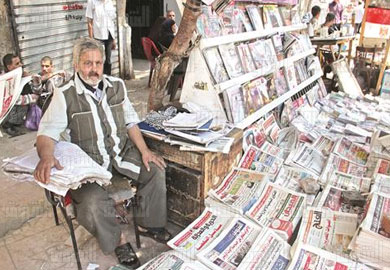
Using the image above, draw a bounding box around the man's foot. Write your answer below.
[138,226,172,244]
[114,243,140,269]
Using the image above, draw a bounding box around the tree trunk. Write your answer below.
[147,0,202,111]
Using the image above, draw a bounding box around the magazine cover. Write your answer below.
[246,182,306,240]
[236,43,256,73]
[263,5,284,29]
[278,6,291,26]
[295,207,358,255]
[246,5,263,31]
[235,5,254,32]
[220,4,234,35]
[283,63,298,90]
[241,80,263,115]
[274,67,289,96]
[248,40,277,75]
[239,145,284,175]
[222,85,246,124]
[242,119,267,151]
[272,34,284,61]
[167,207,235,259]
[208,168,270,214]
[203,47,229,84]
[218,43,244,79]
[333,137,369,165]
[197,217,263,270]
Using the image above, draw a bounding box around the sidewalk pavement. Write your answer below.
[0,59,181,270]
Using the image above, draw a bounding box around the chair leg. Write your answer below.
[59,206,82,270]
[132,196,141,249]
[148,67,153,87]
[50,193,60,226]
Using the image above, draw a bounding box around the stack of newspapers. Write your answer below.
[2,141,112,196]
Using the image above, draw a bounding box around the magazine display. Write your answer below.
[136,251,210,270]
[274,67,289,96]
[222,85,246,124]
[284,63,298,90]
[245,5,263,31]
[333,137,370,165]
[203,47,229,84]
[248,40,277,74]
[236,228,291,270]
[263,114,281,143]
[218,43,244,79]
[246,182,306,240]
[236,5,253,32]
[272,34,284,61]
[242,78,265,116]
[288,243,373,270]
[167,207,235,259]
[263,5,283,29]
[236,43,256,73]
[238,145,284,175]
[295,207,358,255]
[350,192,390,269]
[208,168,270,214]
[242,119,266,151]
[197,217,263,270]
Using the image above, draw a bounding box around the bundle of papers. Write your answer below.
[2,142,112,196]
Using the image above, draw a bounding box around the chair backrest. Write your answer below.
[355,46,384,66]
[141,37,161,63]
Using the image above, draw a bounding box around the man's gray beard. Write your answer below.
[79,72,102,87]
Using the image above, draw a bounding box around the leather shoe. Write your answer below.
[114,242,140,269]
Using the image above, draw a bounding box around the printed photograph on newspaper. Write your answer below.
[0,67,23,124]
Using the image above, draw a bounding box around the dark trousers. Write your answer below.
[97,33,114,75]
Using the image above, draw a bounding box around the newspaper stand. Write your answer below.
[145,129,243,227]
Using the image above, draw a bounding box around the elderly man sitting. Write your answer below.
[34,37,170,268]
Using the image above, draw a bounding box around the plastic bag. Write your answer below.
[25,104,42,131]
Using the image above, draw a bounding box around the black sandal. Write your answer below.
[114,242,140,269]
[138,226,172,244]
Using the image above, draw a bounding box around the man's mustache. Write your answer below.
[88,72,99,77]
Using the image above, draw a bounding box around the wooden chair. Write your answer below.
[45,176,141,270]
[141,37,161,87]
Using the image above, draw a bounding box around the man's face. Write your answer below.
[167,11,175,20]
[75,49,103,87]
[41,60,53,76]
[7,56,22,71]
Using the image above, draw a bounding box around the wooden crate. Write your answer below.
[145,129,243,227]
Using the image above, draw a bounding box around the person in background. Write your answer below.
[166,10,178,34]
[158,19,177,50]
[1,54,38,136]
[322,13,338,35]
[328,0,344,28]
[310,6,322,36]
[355,1,364,33]
[86,0,116,75]
[148,16,167,53]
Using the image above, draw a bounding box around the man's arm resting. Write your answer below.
[87,18,93,38]
[34,135,63,184]
[127,125,166,171]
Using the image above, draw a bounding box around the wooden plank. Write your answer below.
[166,163,201,199]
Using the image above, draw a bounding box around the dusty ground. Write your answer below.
[0,59,181,270]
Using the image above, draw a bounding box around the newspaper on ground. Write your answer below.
[333,137,369,165]
[287,243,373,270]
[136,250,210,270]
[373,158,390,177]
[167,206,236,259]
[236,227,291,270]
[325,170,371,193]
[259,140,290,160]
[238,145,284,176]
[246,182,306,241]
[285,144,326,177]
[311,135,335,156]
[208,168,270,214]
[349,192,390,269]
[197,217,263,270]
[294,207,358,256]
[2,142,112,196]
[371,174,390,194]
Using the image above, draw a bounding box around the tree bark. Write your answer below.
[147,0,202,111]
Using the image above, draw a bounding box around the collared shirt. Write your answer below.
[38,74,141,177]
[329,1,344,24]
[86,0,116,40]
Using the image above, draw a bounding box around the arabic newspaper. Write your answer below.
[333,137,369,165]
[246,182,306,241]
[373,158,390,176]
[371,174,390,194]
[237,228,290,270]
[286,144,326,177]
[311,135,335,156]
[167,206,235,259]
[0,67,24,124]
[295,207,358,256]
[136,250,209,270]
[197,217,263,270]
[259,140,289,160]
[208,168,270,214]
[287,243,373,270]
[326,171,371,193]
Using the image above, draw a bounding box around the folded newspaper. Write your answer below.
[2,142,112,196]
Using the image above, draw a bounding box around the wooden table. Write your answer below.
[311,35,356,63]
[144,129,243,227]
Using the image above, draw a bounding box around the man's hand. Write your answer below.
[141,149,166,172]
[111,39,117,50]
[34,156,63,184]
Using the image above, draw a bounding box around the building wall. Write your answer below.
[164,0,184,24]
[0,0,15,69]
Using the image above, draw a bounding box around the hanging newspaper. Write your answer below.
[285,144,326,177]
[325,170,371,193]
[236,228,291,270]
[246,182,306,241]
[349,192,390,269]
[136,250,209,270]
[167,206,235,259]
[208,168,270,214]
[272,165,317,205]
[319,154,367,185]
[333,137,369,165]
[294,207,358,256]
[0,67,29,124]
[287,243,373,270]
[238,145,284,176]
[197,217,263,270]
[371,174,390,194]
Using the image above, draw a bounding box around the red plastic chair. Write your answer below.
[141,37,161,87]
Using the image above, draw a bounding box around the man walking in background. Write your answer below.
[329,0,344,29]
[86,0,116,75]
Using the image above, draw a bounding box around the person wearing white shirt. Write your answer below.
[355,1,365,33]
[86,0,116,75]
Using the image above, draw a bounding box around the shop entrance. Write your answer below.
[126,0,164,58]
